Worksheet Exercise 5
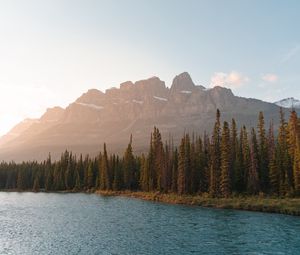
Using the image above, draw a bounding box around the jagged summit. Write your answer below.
[274,97,300,109]
[0,72,291,162]
[171,72,195,91]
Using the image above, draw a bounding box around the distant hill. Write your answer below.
[0,72,294,162]
[274,97,300,109]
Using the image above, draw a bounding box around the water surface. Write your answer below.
[0,192,299,254]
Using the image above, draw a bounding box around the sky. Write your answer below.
[0,0,300,135]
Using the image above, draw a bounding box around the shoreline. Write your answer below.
[1,189,299,216]
[96,190,300,216]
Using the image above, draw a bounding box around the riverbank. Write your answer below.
[96,190,300,216]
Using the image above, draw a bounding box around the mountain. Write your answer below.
[274,97,300,109]
[0,72,293,162]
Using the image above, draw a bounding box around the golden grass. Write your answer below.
[95,190,300,216]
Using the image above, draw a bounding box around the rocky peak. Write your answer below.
[274,97,300,109]
[120,81,134,90]
[76,89,104,105]
[40,107,64,123]
[134,76,166,93]
[170,72,195,92]
[209,86,234,97]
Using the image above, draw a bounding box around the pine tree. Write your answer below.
[293,137,300,195]
[230,118,240,192]
[17,170,25,190]
[248,128,260,195]
[171,148,178,193]
[74,169,81,191]
[123,135,135,190]
[195,136,206,193]
[277,108,291,195]
[112,156,122,191]
[220,121,231,197]
[152,127,165,191]
[241,126,250,192]
[209,109,221,197]
[287,110,298,161]
[140,154,149,191]
[87,162,94,189]
[268,121,279,195]
[33,175,40,192]
[201,132,210,193]
[257,111,269,192]
[189,137,197,193]
[100,144,110,190]
[177,134,191,195]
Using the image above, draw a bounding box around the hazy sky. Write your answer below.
[0,0,300,135]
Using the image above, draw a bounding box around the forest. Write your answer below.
[0,108,300,198]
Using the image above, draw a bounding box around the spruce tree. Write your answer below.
[123,135,135,190]
[257,111,269,192]
[248,128,260,195]
[87,162,94,189]
[171,148,178,193]
[241,126,250,192]
[230,118,239,192]
[277,108,291,195]
[293,137,300,195]
[220,121,231,197]
[209,109,221,197]
[177,136,187,195]
[74,169,81,191]
[268,121,279,195]
[100,144,110,190]
[33,175,40,192]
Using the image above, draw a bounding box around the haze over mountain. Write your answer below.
[0,72,294,162]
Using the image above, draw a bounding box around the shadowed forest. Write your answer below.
[1,108,300,198]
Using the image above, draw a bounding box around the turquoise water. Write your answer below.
[0,193,299,255]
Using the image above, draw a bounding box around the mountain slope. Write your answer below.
[274,97,300,109]
[0,72,291,162]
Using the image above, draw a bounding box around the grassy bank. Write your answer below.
[96,190,300,216]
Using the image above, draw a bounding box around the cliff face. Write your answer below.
[0,72,286,162]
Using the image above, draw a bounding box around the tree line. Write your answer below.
[0,108,300,197]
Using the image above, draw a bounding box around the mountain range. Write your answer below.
[0,72,297,162]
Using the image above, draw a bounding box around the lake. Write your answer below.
[0,193,299,255]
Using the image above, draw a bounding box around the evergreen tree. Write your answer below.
[177,134,191,195]
[287,110,298,161]
[100,144,110,190]
[209,109,221,197]
[277,108,291,195]
[171,148,178,193]
[248,128,260,194]
[230,118,240,192]
[220,121,231,197]
[112,156,122,191]
[33,175,40,192]
[87,162,94,189]
[257,111,269,192]
[17,170,25,190]
[241,126,250,192]
[293,137,300,195]
[268,121,279,195]
[152,127,165,191]
[74,169,81,191]
[123,135,135,190]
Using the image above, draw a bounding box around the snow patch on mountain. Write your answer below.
[274,97,300,109]
[180,90,192,94]
[76,102,104,110]
[153,96,168,102]
[132,99,143,104]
